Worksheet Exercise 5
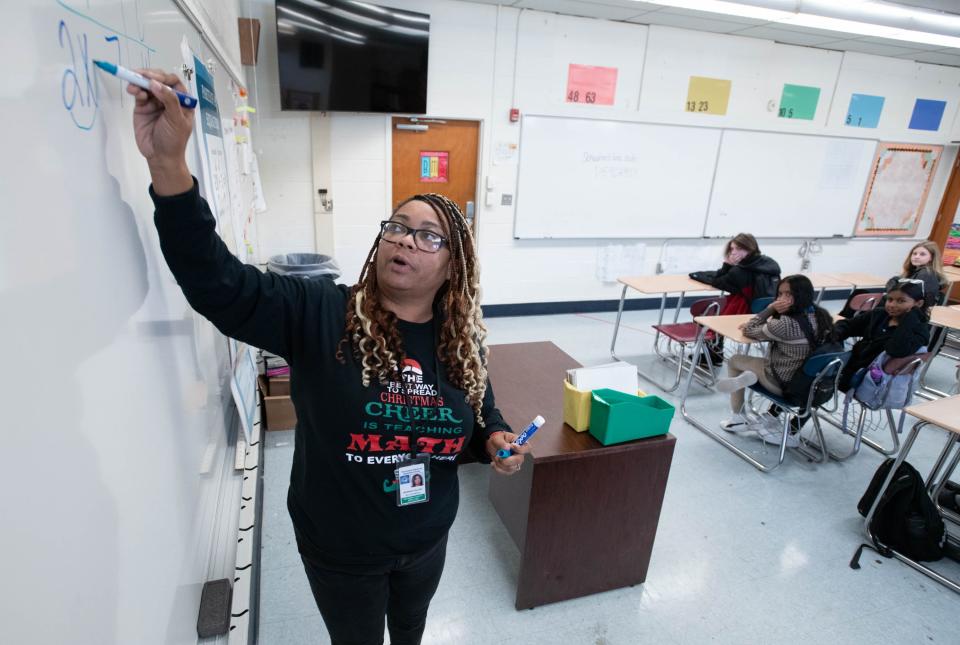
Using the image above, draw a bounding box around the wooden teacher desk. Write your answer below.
[486,341,676,609]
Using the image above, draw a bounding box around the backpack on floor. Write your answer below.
[857,458,945,562]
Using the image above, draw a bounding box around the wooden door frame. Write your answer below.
[386,115,485,243]
[929,149,960,250]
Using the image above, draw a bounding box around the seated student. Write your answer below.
[690,233,781,314]
[885,241,947,310]
[839,241,947,317]
[834,279,931,393]
[715,275,833,446]
[689,233,781,364]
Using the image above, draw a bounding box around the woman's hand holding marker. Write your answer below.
[487,430,532,476]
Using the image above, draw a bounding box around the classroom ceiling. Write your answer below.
[463,0,960,67]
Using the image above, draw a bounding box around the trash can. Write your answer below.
[267,253,341,280]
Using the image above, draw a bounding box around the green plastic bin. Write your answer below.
[588,389,675,446]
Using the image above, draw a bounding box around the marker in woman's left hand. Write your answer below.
[497,415,545,459]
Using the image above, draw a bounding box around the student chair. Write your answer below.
[745,351,850,470]
[750,297,773,314]
[847,293,881,315]
[649,297,725,392]
[814,351,932,461]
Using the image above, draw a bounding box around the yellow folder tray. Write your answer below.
[562,380,646,433]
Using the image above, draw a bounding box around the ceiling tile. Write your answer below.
[578,0,662,12]
[815,39,929,57]
[627,11,757,34]
[657,6,769,26]
[511,0,648,20]
[728,25,843,46]
[903,50,960,66]
[853,36,954,52]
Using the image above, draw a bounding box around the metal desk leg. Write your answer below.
[610,284,629,362]
[917,323,951,399]
[679,328,786,473]
[672,291,686,323]
[857,422,960,595]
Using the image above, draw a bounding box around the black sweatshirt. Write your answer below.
[151,180,510,563]
[690,253,781,302]
[833,307,930,391]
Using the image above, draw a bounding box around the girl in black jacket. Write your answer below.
[689,233,781,314]
[834,279,931,392]
[689,233,781,364]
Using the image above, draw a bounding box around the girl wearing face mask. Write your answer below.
[833,279,931,393]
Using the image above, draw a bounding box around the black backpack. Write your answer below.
[781,314,844,408]
[856,458,945,562]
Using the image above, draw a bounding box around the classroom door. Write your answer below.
[929,152,960,302]
[392,117,480,235]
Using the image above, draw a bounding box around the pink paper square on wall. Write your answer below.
[566,64,617,106]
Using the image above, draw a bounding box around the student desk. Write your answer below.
[859,395,960,595]
[918,306,960,399]
[611,275,714,391]
[825,272,888,288]
[486,341,676,609]
[676,314,792,472]
[611,274,714,358]
[802,272,857,303]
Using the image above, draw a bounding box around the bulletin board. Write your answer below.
[855,143,943,237]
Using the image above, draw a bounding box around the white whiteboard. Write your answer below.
[514,115,721,238]
[706,131,877,238]
[1,2,253,643]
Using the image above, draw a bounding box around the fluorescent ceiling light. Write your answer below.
[347,1,431,24]
[639,0,960,48]
[277,5,366,40]
[276,17,366,45]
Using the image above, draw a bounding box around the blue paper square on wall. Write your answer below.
[908,99,946,131]
[845,93,884,128]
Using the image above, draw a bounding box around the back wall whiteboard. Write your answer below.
[514,115,721,238]
[705,130,877,238]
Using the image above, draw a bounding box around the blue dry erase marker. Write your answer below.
[93,60,198,109]
[497,415,545,459]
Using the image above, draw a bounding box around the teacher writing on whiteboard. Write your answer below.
[129,70,528,645]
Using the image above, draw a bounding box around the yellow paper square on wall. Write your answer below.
[686,76,731,115]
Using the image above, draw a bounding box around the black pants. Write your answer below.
[300,534,448,645]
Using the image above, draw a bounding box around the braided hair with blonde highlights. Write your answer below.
[336,194,490,425]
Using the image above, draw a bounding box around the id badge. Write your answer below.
[395,454,430,507]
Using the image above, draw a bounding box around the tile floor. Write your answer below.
[258,305,960,644]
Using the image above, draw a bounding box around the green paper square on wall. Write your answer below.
[778,84,820,120]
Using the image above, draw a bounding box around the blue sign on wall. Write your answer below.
[908,99,946,131]
[845,93,884,128]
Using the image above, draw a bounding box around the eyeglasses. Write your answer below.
[897,278,925,295]
[380,220,447,253]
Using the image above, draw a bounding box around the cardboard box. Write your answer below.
[258,376,297,431]
[268,376,290,396]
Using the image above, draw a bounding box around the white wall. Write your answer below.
[249,0,960,303]
[247,0,317,261]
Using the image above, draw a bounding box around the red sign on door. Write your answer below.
[566,64,617,106]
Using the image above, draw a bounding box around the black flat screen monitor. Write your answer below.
[275,0,429,113]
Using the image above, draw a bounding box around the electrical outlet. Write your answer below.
[801,258,811,270]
